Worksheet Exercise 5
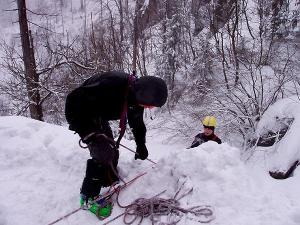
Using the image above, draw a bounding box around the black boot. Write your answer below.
[80,159,103,199]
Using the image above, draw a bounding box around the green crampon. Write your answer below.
[89,202,113,219]
[80,195,113,220]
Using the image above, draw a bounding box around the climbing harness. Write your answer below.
[79,132,157,165]
[78,132,97,148]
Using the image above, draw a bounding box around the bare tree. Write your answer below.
[17,0,43,121]
[203,0,299,144]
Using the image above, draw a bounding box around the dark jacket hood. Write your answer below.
[133,76,168,107]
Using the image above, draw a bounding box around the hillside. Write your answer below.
[1,116,300,225]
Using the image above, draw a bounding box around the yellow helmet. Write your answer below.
[202,116,217,128]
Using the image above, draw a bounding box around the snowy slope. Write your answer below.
[1,116,300,225]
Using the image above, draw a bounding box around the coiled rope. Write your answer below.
[104,182,214,225]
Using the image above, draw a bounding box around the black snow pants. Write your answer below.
[73,118,119,199]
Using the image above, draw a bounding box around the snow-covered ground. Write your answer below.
[1,116,300,225]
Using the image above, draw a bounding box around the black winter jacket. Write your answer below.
[65,71,146,146]
[190,132,222,148]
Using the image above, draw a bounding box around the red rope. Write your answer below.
[47,172,147,225]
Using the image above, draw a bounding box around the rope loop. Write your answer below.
[106,182,215,225]
[79,139,89,148]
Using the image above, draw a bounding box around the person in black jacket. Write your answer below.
[189,116,222,148]
[65,71,168,206]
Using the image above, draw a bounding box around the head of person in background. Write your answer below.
[189,116,222,149]
[202,116,217,136]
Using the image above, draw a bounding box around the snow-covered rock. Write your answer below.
[252,96,300,173]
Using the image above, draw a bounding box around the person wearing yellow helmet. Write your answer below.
[189,116,221,148]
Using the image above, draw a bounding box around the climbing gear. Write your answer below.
[47,172,147,225]
[103,181,215,225]
[80,194,88,208]
[86,197,113,219]
[86,172,147,220]
[202,116,217,128]
[80,193,113,219]
[79,132,97,148]
[116,73,137,148]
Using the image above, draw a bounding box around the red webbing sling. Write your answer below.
[115,73,136,148]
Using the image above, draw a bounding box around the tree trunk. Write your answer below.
[132,0,144,72]
[119,0,124,42]
[17,0,43,121]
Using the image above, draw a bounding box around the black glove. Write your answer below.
[135,143,148,160]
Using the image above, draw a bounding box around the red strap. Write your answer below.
[116,74,136,148]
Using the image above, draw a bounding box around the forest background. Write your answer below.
[1,0,300,148]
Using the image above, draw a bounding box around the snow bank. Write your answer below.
[1,116,300,225]
[0,116,87,225]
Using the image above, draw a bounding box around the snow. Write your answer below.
[252,96,300,172]
[1,116,300,225]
